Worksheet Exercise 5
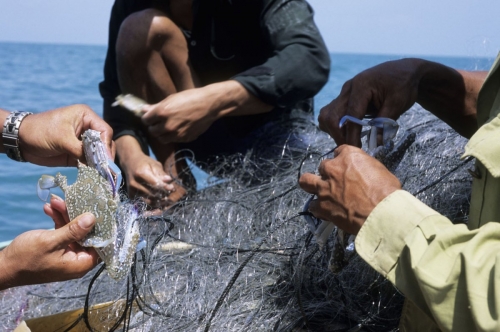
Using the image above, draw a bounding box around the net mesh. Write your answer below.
[0,105,472,332]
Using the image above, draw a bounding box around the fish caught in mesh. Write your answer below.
[1,105,472,331]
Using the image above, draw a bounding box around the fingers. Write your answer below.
[43,194,70,229]
[318,79,369,148]
[125,154,175,203]
[128,175,174,205]
[298,173,321,194]
[139,168,175,193]
[318,80,351,145]
[44,204,66,229]
[306,198,324,219]
[49,194,69,218]
[57,104,114,164]
[141,104,153,116]
[142,109,177,144]
[141,103,159,126]
[58,246,100,279]
[80,106,114,158]
[54,213,95,248]
[343,83,374,147]
[129,182,171,204]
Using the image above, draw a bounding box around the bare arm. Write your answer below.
[141,80,273,144]
[319,58,487,146]
[0,105,114,166]
[416,62,487,138]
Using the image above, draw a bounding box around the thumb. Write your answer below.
[141,104,159,126]
[141,104,154,113]
[345,93,371,147]
[55,213,95,246]
[65,138,85,164]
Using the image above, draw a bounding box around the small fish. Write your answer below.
[112,94,148,117]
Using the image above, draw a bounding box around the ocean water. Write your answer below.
[0,41,495,243]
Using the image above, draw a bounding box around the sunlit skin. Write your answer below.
[0,104,117,290]
[299,145,401,234]
[301,59,487,234]
[0,197,99,291]
[0,105,115,166]
[318,58,485,147]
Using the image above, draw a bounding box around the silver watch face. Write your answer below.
[2,111,32,162]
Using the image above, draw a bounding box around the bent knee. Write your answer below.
[118,9,183,52]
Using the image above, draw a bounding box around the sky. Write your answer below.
[0,0,499,58]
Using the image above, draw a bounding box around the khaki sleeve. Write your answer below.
[356,190,500,331]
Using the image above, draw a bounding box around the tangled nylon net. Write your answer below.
[0,105,472,331]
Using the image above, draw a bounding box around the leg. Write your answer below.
[116,8,196,101]
[116,8,197,203]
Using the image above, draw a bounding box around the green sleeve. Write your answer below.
[232,0,330,107]
[356,190,500,331]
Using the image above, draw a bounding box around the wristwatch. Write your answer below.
[2,111,33,162]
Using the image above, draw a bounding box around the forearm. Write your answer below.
[413,58,487,138]
[0,250,17,291]
[116,135,147,164]
[203,80,273,119]
[0,109,9,154]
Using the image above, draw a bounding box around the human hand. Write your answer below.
[142,88,218,144]
[318,59,423,147]
[18,104,114,167]
[298,145,401,235]
[0,201,99,290]
[119,148,175,208]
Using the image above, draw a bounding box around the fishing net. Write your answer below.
[0,104,472,332]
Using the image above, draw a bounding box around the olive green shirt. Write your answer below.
[356,54,500,332]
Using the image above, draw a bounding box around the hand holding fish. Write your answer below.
[17,104,114,166]
[141,80,272,144]
[299,145,401,235]
[142,87,220,144]
[0,199,99,291]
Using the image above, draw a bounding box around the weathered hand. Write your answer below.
[121,151,175,207]
[318,59,423,147]
[142,88,217,144]
[298,145,401,235]
[0,205,99,290]
[18,104,115,166]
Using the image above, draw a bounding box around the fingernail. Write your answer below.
[78,213,95,229]
[50,193,63,201]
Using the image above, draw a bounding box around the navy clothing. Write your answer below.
[99,0,330,158]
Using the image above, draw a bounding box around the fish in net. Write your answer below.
[0,104,472,331]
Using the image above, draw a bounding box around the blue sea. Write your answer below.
[0,41,495,244]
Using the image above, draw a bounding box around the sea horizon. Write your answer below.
[0,41,496,243]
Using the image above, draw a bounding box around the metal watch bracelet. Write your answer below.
[2,111,33,162]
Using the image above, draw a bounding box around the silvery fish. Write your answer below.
[112,94,148,117]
